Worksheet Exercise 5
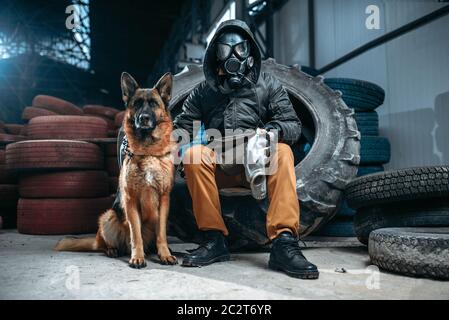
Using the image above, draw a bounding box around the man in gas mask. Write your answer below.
[174,20,319,279]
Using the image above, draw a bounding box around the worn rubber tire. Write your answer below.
[0,210,17,229]
[357,165,384,177]
[87,115,116,130]
[324,78,385,100]
[0,133,25,142]
[163,60,360,246]
[19,125,28,136]
[0,150,16,183]
[108,129,118,138]
[105,143,118,156]
[19,171,109,198]
[324,78,385,111]
[354,199,449,245]
[346,166,449,209]
[32,95,83,115]
[336,200,356,217]
[83,105,120,119]
[106,157,119,176]
[313,218,355,237]
[337,167,383,217]
[360,136,390,165]
[109,177,119,194]
[27,115,108,139]
[340,97,380,112]
[6,140,103,171]
[17,197,113,235]
[354,112,379,136]
[0,166,16,184]
[369,227,449,280]
[22,106,58,121]
[4,124,24,135]
[354,111,378,123]
[0,185,18,208]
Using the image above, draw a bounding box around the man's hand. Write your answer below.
[264,123,283,141]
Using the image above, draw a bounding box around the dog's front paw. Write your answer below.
[105,247,119,258]
[129,256,147,269]
[159,254,178,265]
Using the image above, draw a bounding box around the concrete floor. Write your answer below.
[0,230,448,300]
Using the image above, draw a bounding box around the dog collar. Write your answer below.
[122,136,134,158]
[121,136,172,159]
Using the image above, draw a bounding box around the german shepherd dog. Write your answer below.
[55,72,177,268]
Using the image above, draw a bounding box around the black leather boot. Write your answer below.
[182,230,230,267]
[269,232,319,279]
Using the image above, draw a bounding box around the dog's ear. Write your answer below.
[121,72,139,105]
[155,72,173,105]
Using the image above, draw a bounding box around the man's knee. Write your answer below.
[276,143,294,167]
[183,144,203,163]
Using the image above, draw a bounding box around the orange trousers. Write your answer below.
[182,143,299,240]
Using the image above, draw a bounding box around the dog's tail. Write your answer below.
[54,235,103,252]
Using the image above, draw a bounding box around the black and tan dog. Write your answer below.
[55,72,177,268]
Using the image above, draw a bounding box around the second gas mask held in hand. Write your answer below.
[215,32,254,89]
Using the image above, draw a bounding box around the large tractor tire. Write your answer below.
[162,59,360,247]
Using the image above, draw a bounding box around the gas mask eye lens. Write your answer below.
[216,43,232,61]
[234,41,249,59]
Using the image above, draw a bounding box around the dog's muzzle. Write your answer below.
[136,113,155,130]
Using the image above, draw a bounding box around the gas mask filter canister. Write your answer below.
[216,32,253,89]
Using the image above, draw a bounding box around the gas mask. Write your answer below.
[216,32,254,89]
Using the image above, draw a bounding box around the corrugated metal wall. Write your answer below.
[274,0,449,169]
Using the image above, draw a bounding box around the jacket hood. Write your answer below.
[203,19,262,92]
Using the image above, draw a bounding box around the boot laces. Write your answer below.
[283,240,305,257]
[187,238,215,254]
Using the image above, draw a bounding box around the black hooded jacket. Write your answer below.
[173,20,301,145]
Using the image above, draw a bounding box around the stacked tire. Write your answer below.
[345,166,449,280]
[369,228,449,280]
[20,94,85,138]
[6,140,112,235]
[91,107,125,195]
[0,148,18,229]
[26,115,109,140]
[114,111,125,132]
[2,95,119,234]
[105,142,120,195]
[83,105,121,138]
[0,120,26,143]
[314,78,389,237]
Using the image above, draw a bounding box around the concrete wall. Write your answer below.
[273,0,310,67]
[273,0,449,169]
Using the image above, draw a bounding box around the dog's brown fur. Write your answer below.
[55,72,176,268]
